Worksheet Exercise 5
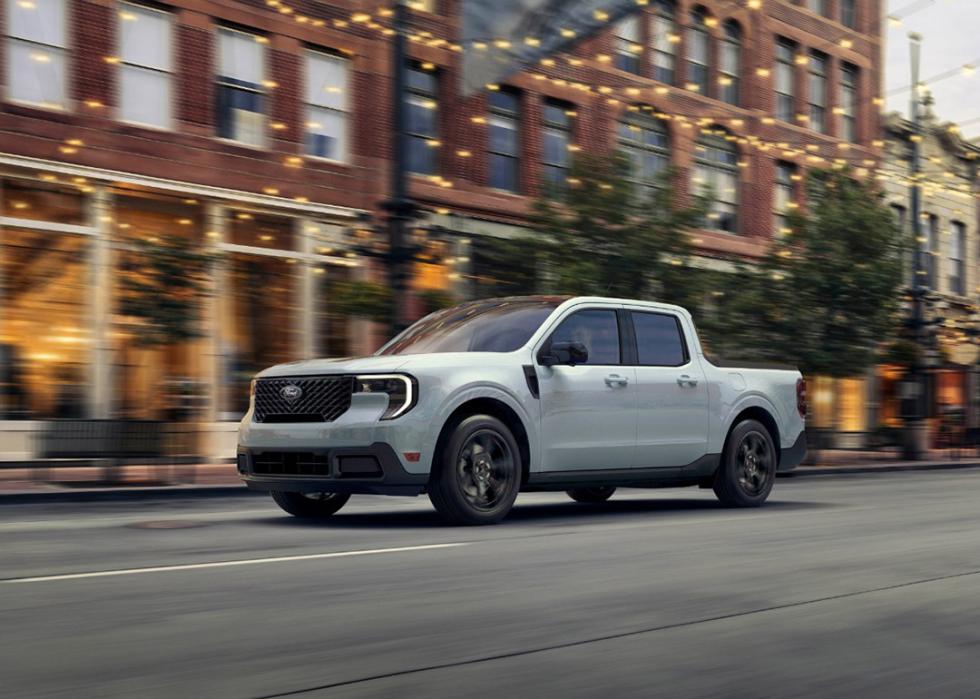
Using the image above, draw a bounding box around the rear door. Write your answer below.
[627,309,709,468]
[535,306,637,471]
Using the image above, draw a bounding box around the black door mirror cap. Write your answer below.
[541,341,589,367]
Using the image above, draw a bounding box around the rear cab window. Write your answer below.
[630,311,689,367]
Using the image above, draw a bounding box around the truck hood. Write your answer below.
[256,355,410,378]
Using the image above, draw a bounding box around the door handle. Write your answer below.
[604,374,629,388]
[677,374,698,387]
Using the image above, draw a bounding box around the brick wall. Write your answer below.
[0,0,884,258]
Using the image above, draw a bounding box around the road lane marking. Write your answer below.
[0,543,468,584]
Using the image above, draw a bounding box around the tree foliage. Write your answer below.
[119,237,213,347]
[702,169,906,377]
[481,152,710,306]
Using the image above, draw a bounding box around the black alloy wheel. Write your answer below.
[429,414,522,525]
[713,419,777,507]
[271,491,351,518]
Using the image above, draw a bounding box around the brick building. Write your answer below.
[0,0,884,458]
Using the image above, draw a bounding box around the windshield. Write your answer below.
[377,297,567,355]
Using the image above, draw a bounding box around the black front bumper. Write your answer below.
[238,442,428,495]
[778,430,807,472]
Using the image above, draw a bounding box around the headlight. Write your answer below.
[353,374,416,420]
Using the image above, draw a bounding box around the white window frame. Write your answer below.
[304,49,350,164]
[116,2,173,130]
[215,26,268,149]
[4,0,68,111]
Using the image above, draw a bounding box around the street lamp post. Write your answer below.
[904,32,928,460]
[383,0,418,334]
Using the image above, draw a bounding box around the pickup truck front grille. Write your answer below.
[253,376,354,423]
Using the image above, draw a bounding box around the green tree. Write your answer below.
[481,152,710,305]
[119,236,213,347]
[702,169,905,376]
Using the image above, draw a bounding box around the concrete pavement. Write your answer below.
[2,470,980,697]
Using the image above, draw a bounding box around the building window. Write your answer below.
[618,110,670,199]
[614,15,642,74]
[686,8,710,96]
[807,0,829,16]
[840,63,859,143]
[650,1,676,85]
[890,204,906,233]
[112,192,205,419]
[216,27,266,147]
[117,3,172,129]
[406,64,438,176]
[774,162,796,238]
[719,21,740,106]
[488,88,520,193]
[221,212,301,419]
[950,221,966,296]
[693,131,739,233]
[4,0,67,109]
[304,50,349,161]
[841,0,857,29]
[775,39,796,123]
[1,179,90,419]
[924,214,939,290]
[808,51,828,134]
[542,100,573,190]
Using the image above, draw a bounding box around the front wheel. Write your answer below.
[566,486,616,503]
[271,491,351,518]
[428,414,521,525]
[713,419,777,507]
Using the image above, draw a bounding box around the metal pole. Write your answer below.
[386,0,415,334]
[905,32,926,460]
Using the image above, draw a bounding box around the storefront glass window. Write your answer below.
[1,228,90,419]
[315,264,352,358]
[112,192,208,419]
[221,212,301,418]
[1,177,86,224]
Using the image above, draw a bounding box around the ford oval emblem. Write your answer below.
[280,384,303,402]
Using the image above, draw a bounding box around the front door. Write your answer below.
[536,308,637,471]
[628,310,709,468]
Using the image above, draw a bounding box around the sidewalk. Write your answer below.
[2,454,980,503]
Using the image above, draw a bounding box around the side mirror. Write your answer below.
[539,341,589,367]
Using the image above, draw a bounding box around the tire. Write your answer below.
[428,414,522,525]
[566,486,616,503]
[713,419,777,507]
[271,491,351,518]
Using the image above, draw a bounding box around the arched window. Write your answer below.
[693,129,739,233]
[720,21,740,106]
[649,0,676,85]
[686,7,711,95]
[618,109,670,199]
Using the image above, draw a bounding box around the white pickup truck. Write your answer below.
[238,296,806,525]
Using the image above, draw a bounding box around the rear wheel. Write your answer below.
[713,419,776,507]
[271,491,351,518]
[428,414,521,525]
[566,486,616,503]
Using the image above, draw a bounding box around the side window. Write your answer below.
[632,312,688,366]
[547,309,621,365]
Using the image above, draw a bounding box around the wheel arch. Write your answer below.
[432,397,532,485]
[722,405,781,466]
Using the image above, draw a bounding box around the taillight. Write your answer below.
[796,378,807,419]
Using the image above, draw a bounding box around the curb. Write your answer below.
[2,461,980,503]
[782,460,980,478]
[0,484,261,505]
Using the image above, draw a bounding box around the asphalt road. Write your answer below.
[2,472,980,698]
